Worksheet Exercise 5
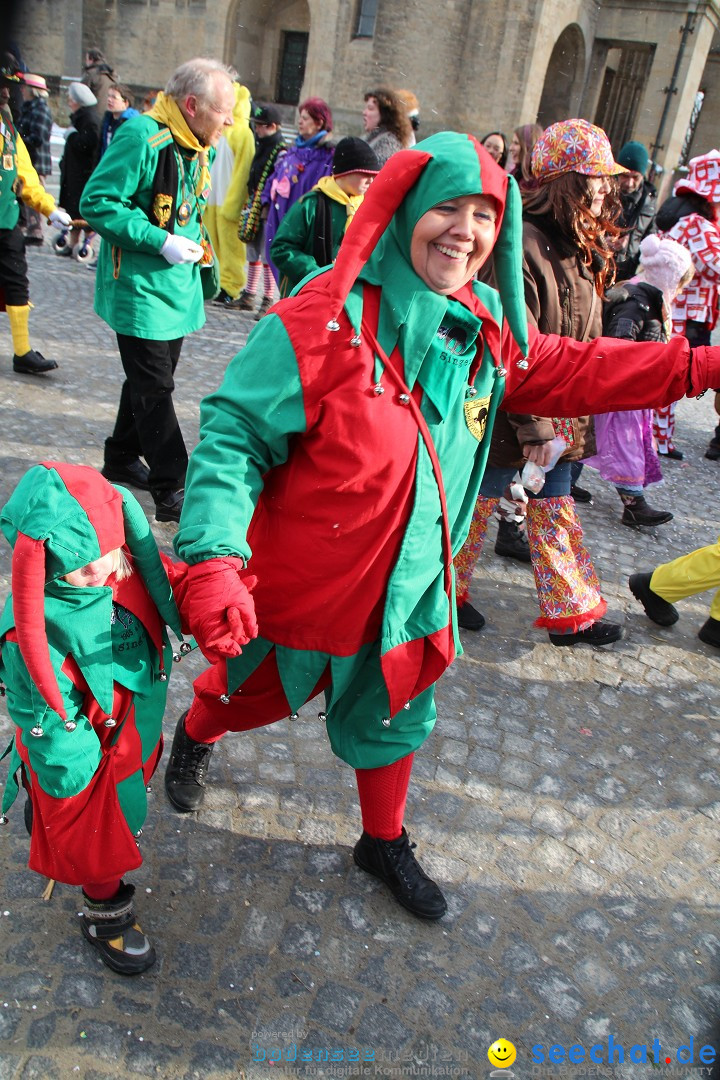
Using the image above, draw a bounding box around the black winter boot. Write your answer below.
[353,828,447,920]
[81,882,156,975]
[494,519,531,563]
[165,711,214,811]
[621,495,673,528]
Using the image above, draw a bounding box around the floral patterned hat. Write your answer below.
[531,118,627,181]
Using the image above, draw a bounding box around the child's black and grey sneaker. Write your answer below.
[81,882,156,975]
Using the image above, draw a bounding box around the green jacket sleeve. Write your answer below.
[2,641,102,799]
[174,312,307,565]
[80,121,169,255]
[270,192,322,295]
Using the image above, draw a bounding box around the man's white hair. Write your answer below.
[165,58,237,102]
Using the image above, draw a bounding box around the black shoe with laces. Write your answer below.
[494,519,531,563]
[629,572,679,626]
[13,350,58,374]
[81,881,156,975]
[549,620,623,647]
[353,828,447,920]
[102,459,151,491]
[457,600,485,631]
[165,711,214,811]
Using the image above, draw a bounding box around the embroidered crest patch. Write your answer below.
[464,394,491,442]
[153,193,173,228]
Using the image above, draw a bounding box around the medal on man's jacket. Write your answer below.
[176,200,192,226]
[463,394,491,442]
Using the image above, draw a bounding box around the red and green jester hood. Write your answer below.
[0,462,182,719]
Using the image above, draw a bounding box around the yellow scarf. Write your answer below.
[147,91,211,196]
[314,175,363,232]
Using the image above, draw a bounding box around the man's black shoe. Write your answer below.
[570,484,593,504]
[629,572,679,626]
[154,489,184,523]
[494,519,531,563]
[13,350,58,375]
[353,828,447,920]
[457,601,485,631]
[698,617,720,649]
[212,288,236,306]
[549,620,623,647]
[102,459,151,491]
[165,711,214,812]
[705,443,720,461]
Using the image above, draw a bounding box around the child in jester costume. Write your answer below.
[0,463,189,973]
[165,132,720,921]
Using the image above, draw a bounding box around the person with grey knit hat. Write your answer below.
[58,82,100,257]
[615,140,658,281]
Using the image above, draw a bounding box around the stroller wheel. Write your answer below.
[72,239,95,263]
[53,234,71,256]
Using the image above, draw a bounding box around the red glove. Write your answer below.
[186,557,259,663]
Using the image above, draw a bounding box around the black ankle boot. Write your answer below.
[164,711,214,812]
[549,620,623,647]
[457,600,485,631]
[494,519,531,563]
[698,617,720,648]
[621,495,673,528]
[353,828,447,920]
[81,882,156,975]
[628,572,679,626]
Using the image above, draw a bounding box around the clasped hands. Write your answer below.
[185,557,259,663]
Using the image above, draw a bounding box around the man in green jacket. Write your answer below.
[270,137,379,298]
[81,57,236,523]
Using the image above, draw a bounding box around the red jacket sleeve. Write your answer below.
[500,324,720,415]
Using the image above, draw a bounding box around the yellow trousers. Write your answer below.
[651,537,720,620]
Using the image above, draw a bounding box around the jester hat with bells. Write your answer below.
[0,463,183,722]
[321,130,529,367]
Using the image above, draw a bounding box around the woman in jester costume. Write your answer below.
[166,132,720,920]
[0,463,188,973]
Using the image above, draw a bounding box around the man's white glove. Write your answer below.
[48,208,72,229]
[160,233,204,265]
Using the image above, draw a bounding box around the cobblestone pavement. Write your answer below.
[1,247,720,1080]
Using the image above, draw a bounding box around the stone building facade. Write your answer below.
[12,0,720,199]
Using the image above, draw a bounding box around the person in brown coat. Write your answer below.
[454,119,628,646]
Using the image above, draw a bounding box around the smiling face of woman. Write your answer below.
[482,135,504,163]
[509,133,521,164]
[362,96,381,133]
[410,194,498,294]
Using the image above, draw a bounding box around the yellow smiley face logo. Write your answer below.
[488,1039,517,1068]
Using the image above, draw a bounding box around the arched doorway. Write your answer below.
[225,0,310,104]
[537,25,586,128]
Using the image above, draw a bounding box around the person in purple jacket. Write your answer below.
[263,97,334,285]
